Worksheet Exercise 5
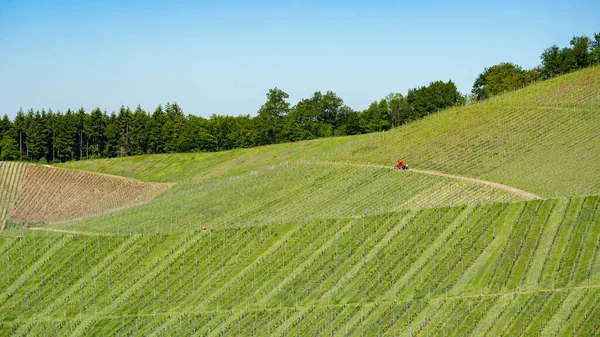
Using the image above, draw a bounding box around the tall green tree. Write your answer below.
[255,88,290,145]
[104,113,119,158]
[25,110,47,162]
[163,102,187,152]
[148,105,166,153]
[0,135,20,161]
[335,108,362,136]
[285,92,322,141]
[88,108,105,158]
[53,109,77,162]
[75,108,88,160]
[117,105,133,156]
[591,32,600,65]
[361,100,390,133]
[386,93,411,127]
[541,45,562,79]
[472,62,535,100]
[130,105,150,155]
[0,115,12,141]
[407,80,464,117]
[13,109,27,160]
[570,35,591,69]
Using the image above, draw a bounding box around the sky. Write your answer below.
[1,0,598,118]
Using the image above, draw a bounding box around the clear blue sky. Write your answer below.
[1,0,598,118]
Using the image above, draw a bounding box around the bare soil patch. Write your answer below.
[9,165,172,224]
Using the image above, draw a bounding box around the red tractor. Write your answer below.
[394,160,409,170]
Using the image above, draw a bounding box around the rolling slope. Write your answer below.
[52,162,529,234]
[59,67,600,198]
[1,196,600,336]
[0,67,599,336]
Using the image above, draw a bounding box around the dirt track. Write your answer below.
[309,161,541,200]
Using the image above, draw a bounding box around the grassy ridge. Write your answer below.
[59,67,600,197]
[1,67,599,336]
[51,163,525,233]
[48,67,600,234]
[2,196,600,335]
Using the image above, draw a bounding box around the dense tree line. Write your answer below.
[0,81,463,163]
[472,32,600,100]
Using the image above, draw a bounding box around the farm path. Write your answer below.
[307,161,541,200]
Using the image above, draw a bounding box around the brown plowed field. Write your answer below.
[9,165,171,224]
[0,162,26,229]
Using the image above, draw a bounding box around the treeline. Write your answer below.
[0,81,463,162]
[472,32,600,100]
[1,33,598,163]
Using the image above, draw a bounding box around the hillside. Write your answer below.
[1,196,600,336]
[52,66,600,234]
[51,162,530,234]
[0,67,599,336]
[0,164,171,227]
[0,162,25,230]
[60,66,600,198]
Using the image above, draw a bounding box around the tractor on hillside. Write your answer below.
[395,160,409,170]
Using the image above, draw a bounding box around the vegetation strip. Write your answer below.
[3,283,600,326]
[307,160,541,199]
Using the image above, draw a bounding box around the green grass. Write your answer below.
[51,162,525,234]
[59,66,600,198]
[1,196,600,336]
[1,67,600,336]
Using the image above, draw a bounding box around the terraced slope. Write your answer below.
[8,165,172,224]
[51,67,600,234]
[1,196,600,336]
[53,162,528,234]
[2,66,597,336]
[0,162,26,230]
[60,66,600,198]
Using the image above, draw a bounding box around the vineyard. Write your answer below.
[1,196,600,336]
[51,162,529,234]
[7,165,171,225]
[61,66,600,198]
[0,67,598,336]
[0,162,25,230]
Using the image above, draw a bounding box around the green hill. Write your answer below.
[1,67,600,336]
[2,196,600,336]
[51,66,599,234]
[61,66,600,197]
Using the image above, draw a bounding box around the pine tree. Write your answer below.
[89,108,105,158]
[13,109,27,160]
[117,105,133,156]
[75,108,88,160]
